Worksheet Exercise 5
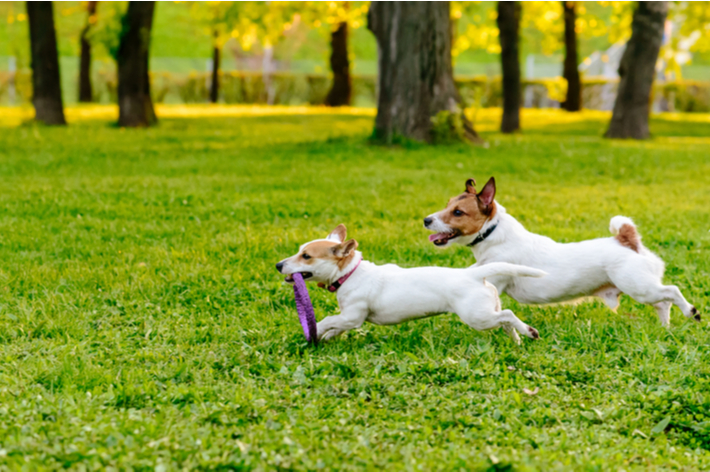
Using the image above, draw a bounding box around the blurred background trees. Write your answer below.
[368,2,478,143]
[309,2,369,107]
[606,1,669,139]
[117,1,156,127]
[561,1,580,111]
[26,1,65,124]
[497,1,521,133]
[78,1,97,102]
[2,1,710,138]
[188,1,238,103]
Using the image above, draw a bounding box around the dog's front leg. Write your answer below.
[317,303,368,341]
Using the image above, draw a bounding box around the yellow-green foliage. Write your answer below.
[430,110,468,144]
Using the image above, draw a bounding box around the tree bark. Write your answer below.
[79,1,98,103]
[324,21,351,107]
[605,1,668,139]
[117,1,157,127]
[561,1,581,111]
[497,1,520,133]
[210,30,220,103]
[367,1,478,143]
[27,1,66,125]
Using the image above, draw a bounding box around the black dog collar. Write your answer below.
[467,223,498,247]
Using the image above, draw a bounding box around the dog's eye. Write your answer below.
[302,253,311,260]
[453,209,464,217]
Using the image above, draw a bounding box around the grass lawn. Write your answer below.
[1,106,710,470]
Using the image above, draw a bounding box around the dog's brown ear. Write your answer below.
[465,178,477,194]
[332,239,358,258]
[326,224,347,243]
[477,177,496,207]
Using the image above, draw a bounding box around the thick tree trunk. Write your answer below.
[117,1,157,127]
[605,1,668,139]
[325,21,351,107]
[497,1,520,133]
[210,31,220,104]
[562,1,581,111]
[367,1,477,143]
[79,1,98,103]
[27,1,66,125]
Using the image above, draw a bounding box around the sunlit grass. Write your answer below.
[0,104,376,127]
[4,104,710,144]
[0,106,710,469]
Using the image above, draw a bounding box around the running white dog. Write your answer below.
[276,224,547,343]
[424,177,699,327]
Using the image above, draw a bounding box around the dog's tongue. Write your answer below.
[429,233,448,242]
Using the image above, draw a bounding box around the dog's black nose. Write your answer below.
[276,262,284,273]
[423,217,433,227]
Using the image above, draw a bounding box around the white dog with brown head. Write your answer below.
[424,177,698,326]
[276,224,547,343]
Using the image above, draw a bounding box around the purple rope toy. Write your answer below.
[291,272,318,344]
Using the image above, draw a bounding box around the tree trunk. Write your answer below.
[324,21,351,107]
[367,1,477,143]
[605,1,668,139]
[79,1,98,103]
[561,1,581,111]
[117,1,157,127]
[27,1,66,125]
[210,30,220,103]
[497,1,520,133]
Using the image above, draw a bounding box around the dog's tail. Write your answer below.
[469,262,547,281]
[609,216,641,253]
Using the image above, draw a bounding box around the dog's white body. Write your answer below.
[276,226,547,343]
[317,257,544,342]
[427,202,697,326]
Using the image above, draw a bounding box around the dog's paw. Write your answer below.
[528,326,540,340]
[318,329,339,342]
[691,306,701,322]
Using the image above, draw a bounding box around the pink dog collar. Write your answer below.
[326,258,361,292]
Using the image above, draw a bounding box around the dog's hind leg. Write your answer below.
[594,285,622,311]
[611,273,698,324]
[479,281,521,344]
[655,285,698,321]
[459,307,539,341]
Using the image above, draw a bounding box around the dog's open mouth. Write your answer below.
[285,272,313,283]
[428,230,460,246]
